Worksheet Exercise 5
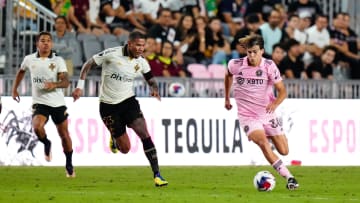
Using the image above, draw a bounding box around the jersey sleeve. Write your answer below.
[227,59,235,75]
[57,57,68,73]
[267,61,282,84]
[140,58,151,74]
[20,56,29,71]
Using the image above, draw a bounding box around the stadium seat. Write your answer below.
[76,33,97,42]
[97,34,121,49]
[187,63,208,77]
[186,64,212,96]
[208,64,227,78]
[207,64,227,96]
[118,34,129,46]
[82,38,103,61]
[71,40,84,68]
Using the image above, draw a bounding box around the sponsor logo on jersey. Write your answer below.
[110,73,133,82]
[32,76,47,84]
[236,77,264,85]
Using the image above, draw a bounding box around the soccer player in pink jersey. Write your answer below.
[224,35,299,190]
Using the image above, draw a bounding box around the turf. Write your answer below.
[0,166,359,203]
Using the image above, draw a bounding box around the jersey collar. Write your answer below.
[36,50,54,58]
[123,44,129,57]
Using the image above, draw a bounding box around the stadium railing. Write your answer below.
[0,75,359,99]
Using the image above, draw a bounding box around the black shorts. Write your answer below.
[32,104,69,125]
[99,96,143,138]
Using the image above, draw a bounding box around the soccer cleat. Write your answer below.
[154,172,168,187]
[65,165,76,178]
[44,140,52,162]
[109,136,118,154]
[286,177,299,190]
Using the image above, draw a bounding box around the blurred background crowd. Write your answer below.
[1,0,359,79]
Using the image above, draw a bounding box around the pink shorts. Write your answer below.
[239,114,284,137]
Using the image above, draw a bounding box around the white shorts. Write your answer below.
[239,114,284,137]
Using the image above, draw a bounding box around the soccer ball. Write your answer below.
[168,82,186,97]
[253,171,276,192]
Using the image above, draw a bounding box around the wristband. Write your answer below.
[76,79,85,89]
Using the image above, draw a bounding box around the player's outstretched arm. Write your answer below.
[12,69,26,103]
[146,77,161,101]
[224,70,233,110]
[72,58,96,101]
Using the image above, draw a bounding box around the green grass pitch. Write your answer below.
[0,166,359,203]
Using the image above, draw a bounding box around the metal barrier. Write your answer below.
[2,0,56,75]
[0,75,359,98]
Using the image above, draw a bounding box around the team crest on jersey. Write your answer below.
[256,69,262,77]
[134,64,140,72]
[49,63,56,71]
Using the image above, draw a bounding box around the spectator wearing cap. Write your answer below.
[230,13,262,59]
[279,39,307,79]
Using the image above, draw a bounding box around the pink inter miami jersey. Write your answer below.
[227,57,282,118]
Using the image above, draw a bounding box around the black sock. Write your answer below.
[38,136,50,146]
[142,137,159,176]
[64,150,73,167]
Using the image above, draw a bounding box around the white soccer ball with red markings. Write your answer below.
[253,171,276,192]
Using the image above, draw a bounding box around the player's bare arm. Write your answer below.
[43,72,70,91]
[266,81,287,113]
[224,70,233,110]
[72,58,97,101]
[12,69,26,102]
[147,77,161,101]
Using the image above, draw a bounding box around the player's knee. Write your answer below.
[119,147,130,154]
[118,144,131,154]
[32,125,43,135]
[278,148,289,156]
[254,139,269,149]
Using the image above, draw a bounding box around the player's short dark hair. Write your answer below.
[288,14,299,21]
[128,31,146,41]
[239,35,264,49]
[322,45,337,55]
[284,38,300,51]
[272,43,284,52]
[54,15,68,26]
[245,13,260,24]
[36,31,52,42]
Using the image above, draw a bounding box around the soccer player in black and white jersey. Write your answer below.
[72,31,168,187]
[12,31,75,178]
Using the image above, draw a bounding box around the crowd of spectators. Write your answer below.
[11,0,360,79]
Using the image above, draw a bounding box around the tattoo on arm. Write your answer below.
[56,72,69,88]
[147,77,159,92]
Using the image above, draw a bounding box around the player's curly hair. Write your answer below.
[238,35,264,50]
